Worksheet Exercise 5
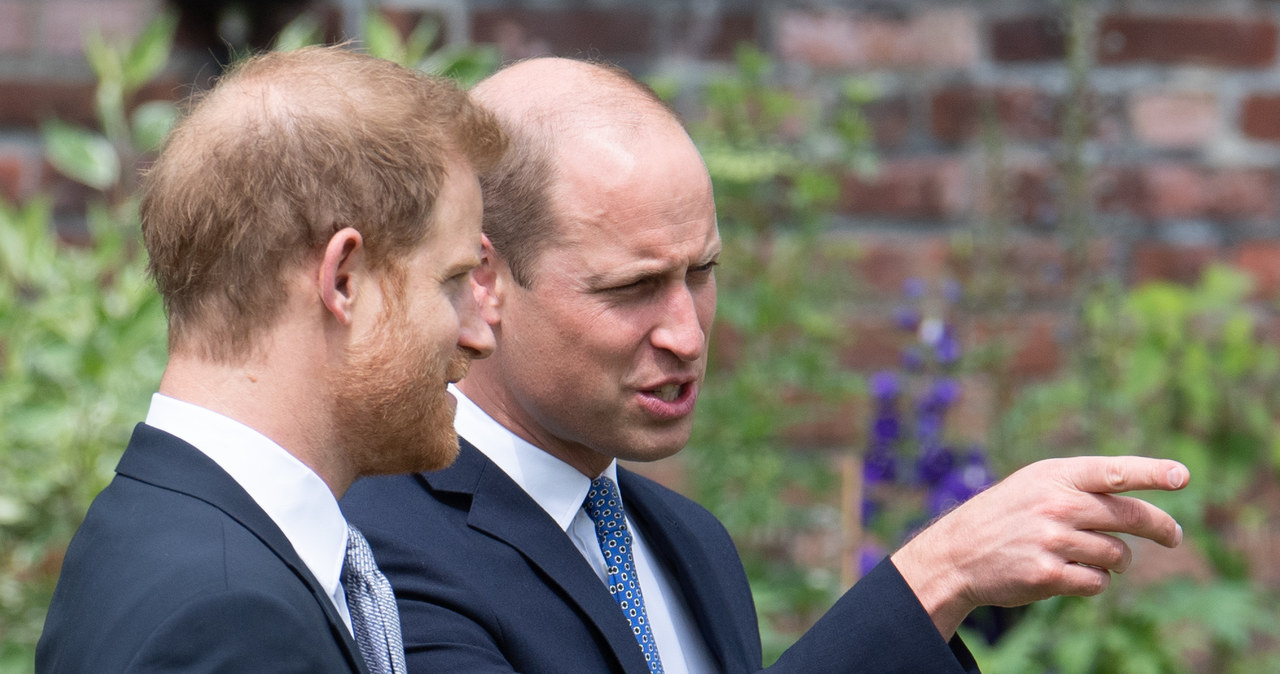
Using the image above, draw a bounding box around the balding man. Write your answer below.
[342,57,1187,673]
[37,47,504,673]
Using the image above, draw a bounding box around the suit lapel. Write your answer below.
[117,423,371,674]
[426,441,651,673]
[620,470,758,673]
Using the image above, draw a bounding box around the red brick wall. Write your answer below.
[4,1,1280,445]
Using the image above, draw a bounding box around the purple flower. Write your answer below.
[918,378,960,413]
[935,332,961,365]
[872,413,900,446]
[869,370,899,402]
[864,445,897,484]
[893,306,921,332]
[861,496,880,525]
[925,449,994,517]
[903,277,926,300]
[915,445,955,486]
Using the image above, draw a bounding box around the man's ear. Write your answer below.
[319,227,364,326]
[470,234,505,326]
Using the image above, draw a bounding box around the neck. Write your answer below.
[458,373,612,478]
[159,342,352,497]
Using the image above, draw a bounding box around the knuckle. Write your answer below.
[1106,462,1128,491]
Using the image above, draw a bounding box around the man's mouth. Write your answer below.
[649,383,681,402]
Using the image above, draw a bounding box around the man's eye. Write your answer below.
[690,260,719,275]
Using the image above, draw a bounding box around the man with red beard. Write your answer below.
[343,57,1189,673]
[37,46,504,674]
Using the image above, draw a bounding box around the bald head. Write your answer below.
[471,57,698,287]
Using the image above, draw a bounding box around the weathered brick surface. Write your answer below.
[990,14,1066,63]
[1234,241,1280,299]
[472,8,654,59]
[41,0,157,57]
[0,81,96,127]
[931,85,1060,144]
[1240,93,1280,140]
[839,158,971,219]
[777,7,979,69]
[0,143,42,202]
[1132,243,1222,285]
[0,1,32,54]
[1129,91,1220,149]
[1097,14,1278,68]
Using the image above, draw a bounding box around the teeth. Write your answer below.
[652,384,680,402]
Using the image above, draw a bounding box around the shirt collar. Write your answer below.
[144,393,349,605]
[451,384,619,531]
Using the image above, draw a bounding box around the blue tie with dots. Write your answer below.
[584,477,665,674]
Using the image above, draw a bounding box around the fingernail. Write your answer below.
[1175,523,1183,546]
[1168,468,1185,489]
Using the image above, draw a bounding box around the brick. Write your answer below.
[840,315,911,371]
[0,81,96,127]
[931,85,1059,145]
[701,11,758,60]
[1235,241,1280,299]
[847,235,952,295]
[41,0,157,57]
[1240,94,1280,141]
[1131,242,1222,286]
[1097,14,1278,68]
[969,313,1065,378]
[949,236,1114,304]
[0,144,42,202]
[471,8,653,60]
[1130,91,1219,149]
[0,1,32,54]
[864,95,912,151]
[990,15,1067,63]
[777,8,979,69]
[839,158,971,219]
[1141,164,1209,219]
[1208,168,1279,219]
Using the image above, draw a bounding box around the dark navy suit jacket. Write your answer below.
[37,424,370,673]
[342,440,979,673]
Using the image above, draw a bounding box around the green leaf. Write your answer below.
[42,119,120,190]
[403,18,440,67]
[130,100,178,152]
[122,13,177,90]
[272,13,322,52]
[363,11,405,65]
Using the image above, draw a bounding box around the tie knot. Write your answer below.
[583,476,625,526]
[344,523,378,580]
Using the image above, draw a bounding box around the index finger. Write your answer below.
[1060,456,1190,494]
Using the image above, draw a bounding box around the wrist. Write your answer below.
[890,538,974,639]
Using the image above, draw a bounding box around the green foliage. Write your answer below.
[273,11,499,85]
[985,267,1280,671]
[657,44,875,663]
[1,14,178,670]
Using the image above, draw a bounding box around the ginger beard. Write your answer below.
[329,297,470,477]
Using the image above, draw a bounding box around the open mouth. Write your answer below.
[649,383,681,402]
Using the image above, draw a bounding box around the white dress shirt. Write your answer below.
[144,393,355,634]
[452,385,716,674]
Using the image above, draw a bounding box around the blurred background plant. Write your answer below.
[0,11,499,669]
[0,15,176,668]
[652,44,881,662]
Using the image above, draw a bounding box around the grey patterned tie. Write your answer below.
[342,523,407,674]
